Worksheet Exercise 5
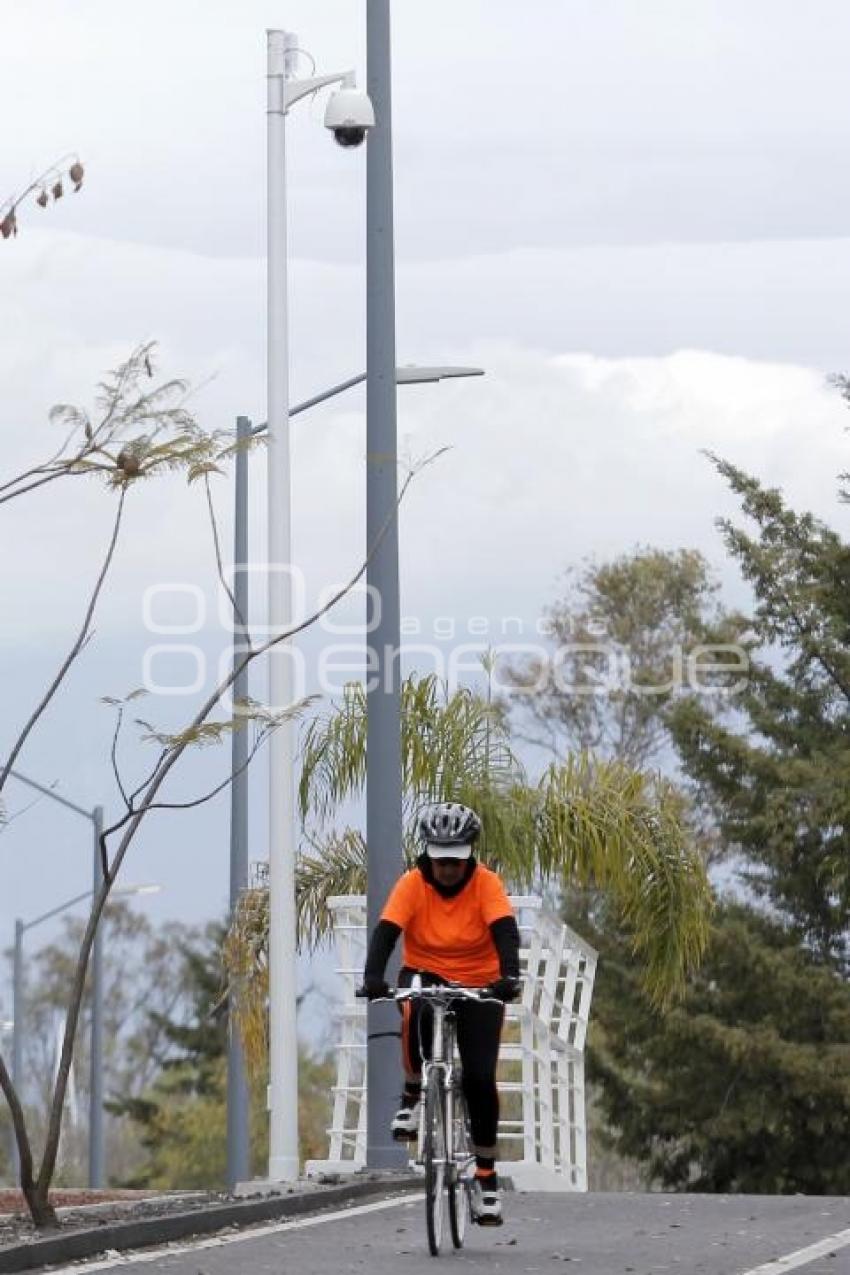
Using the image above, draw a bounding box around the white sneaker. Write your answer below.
[390,1098,421,1141]
[473,1177,503,1226]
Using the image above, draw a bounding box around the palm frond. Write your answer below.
[225,673,713,1066]
[299,673,523,824]
[221,887,269,1079]
[296,828,368,949]
[536,758,712,1006]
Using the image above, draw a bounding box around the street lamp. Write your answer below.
[9,877,160,1184]
[251,365,484,434]
[6,769,159,1187]
[227,364,483,1186]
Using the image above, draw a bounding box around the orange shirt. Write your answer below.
[380,864,514,986]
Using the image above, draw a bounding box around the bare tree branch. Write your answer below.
[141,723,275,813]
[0,488,127,799]
[0,464,93,506]
[34,451,437,1200]
[0,422,80,497]
[36,869,111,1198]
[203,472,250,647]
[110,706,131,811]
[102,462,423,849]
[0,1050,40,1219]
[126,746,170,809]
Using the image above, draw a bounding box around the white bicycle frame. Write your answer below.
[394,979,488,1182]
[360,977,511,1253]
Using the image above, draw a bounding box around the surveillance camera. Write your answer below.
[324,87,375,148]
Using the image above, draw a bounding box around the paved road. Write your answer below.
[48,1191,850,1275]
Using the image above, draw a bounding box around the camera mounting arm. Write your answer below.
[282,70,355,113]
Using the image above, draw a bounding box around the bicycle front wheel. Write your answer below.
[448,1082,473,1248]
[424,1069,447,1256]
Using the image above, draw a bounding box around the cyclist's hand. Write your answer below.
[485,976,522,1003]
[358,974,390,1000]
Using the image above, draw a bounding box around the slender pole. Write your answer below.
[89,805,105,1187]
[266,27,299,1183]
[227,414,252,1187]
[366,0,406,1169]
[11,921,23,1181]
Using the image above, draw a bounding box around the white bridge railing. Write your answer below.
[304,894,597,1191]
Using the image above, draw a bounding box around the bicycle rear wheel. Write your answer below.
[424,1069,447,1256]
[448,1082,473,1248]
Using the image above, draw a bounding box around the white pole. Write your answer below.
[266,26,299,1182]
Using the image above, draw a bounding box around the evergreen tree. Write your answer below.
[507,547,734,1187]
[108,921,233,1184]
[112,921,333,1186]
[590,462,850,1192]
[669,459,850,967]
[518,532,850,1191]
[588,900,850,1193]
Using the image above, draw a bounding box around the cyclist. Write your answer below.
[360,801,521,1226]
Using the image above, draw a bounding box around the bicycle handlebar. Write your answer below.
[356,984,507,1006]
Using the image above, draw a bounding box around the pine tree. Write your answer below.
[670,459,850,967]
[108,922,233,1184]
[588,900,850,1192]
[518,530,850,1191]
[590,462,850,1192]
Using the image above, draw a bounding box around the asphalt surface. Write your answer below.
[42,1191,850,1275]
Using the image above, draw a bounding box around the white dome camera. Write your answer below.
[324,86,375,148]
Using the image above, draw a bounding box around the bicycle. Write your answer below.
[362,977,502,1257]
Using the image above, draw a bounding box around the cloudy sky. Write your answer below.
[2,1,850,1028]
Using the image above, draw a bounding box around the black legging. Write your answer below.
[398,966,504,1156]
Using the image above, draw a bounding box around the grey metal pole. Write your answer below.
[366,0,406,1170]
[11,920,23,1181]
[227,415,252,1187]
[89,806,104,1188]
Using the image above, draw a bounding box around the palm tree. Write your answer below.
[226,675,712,1074]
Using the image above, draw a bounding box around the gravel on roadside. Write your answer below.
[0,1189,235,1250]
[0,1174,417,1256]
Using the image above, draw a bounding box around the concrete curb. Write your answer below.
[0,1175,421,1274]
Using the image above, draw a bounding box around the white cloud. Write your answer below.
[3,323,847,966]
[2,228,849,653]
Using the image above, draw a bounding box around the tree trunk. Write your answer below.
[22,1182,58,1230]
[0,1052,56,1228]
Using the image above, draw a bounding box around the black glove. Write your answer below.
[485,976,521,1003]
[358,974,390,1000]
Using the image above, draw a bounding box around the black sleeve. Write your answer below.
[490,915,521,979]
[364,919,401,981]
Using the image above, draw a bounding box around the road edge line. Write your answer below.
[0,1178,421,1275]
[739,1224,850,1275]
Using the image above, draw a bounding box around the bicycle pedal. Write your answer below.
[391,1128,418,1142]
[475,1213,504,1227]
